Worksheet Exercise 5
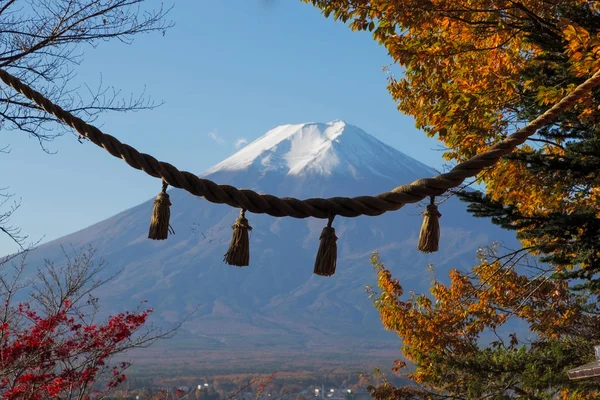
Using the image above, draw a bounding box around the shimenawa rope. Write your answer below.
[1,67,599,274]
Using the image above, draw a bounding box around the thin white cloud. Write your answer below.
[234,138,249,150]
[208,131,225,146]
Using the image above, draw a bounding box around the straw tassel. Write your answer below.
[313,215,338,277]
[148,180,174,240]
[417,196,441,253]
[224,209,252,267]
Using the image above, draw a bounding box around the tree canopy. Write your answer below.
[304,1,600,398]
[303,0,600,289]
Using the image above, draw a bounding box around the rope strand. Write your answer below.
[0,67,599,219]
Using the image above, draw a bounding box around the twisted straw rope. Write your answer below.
[1,67,600,219]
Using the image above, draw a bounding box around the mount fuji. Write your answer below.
[23,121,517,372]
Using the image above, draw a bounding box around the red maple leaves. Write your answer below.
[0,299,151,399]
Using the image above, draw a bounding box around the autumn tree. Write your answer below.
[303,0,600,289]
[0,5,172,395]
[0,246,175,399]
[365,250,600,399]
[303,0,600,398]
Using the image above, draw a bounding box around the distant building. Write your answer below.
[568,345,600,379]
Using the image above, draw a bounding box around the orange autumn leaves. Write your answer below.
[305,1,600,397]
[306,0,600,265]
[370,251,598,393]
[563,21,600,78]
[305,0,599,156]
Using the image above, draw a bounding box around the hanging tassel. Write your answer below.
[313,215,338,277]
[148,180,173,240]
[224,209,252,267]
[417,196,441,253]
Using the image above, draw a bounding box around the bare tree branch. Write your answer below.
[0,0,173,142]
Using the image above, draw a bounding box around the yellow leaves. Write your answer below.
[439,17,450,30]
[536,84,577,106]
[591,1,600,13]
[496,313,508,324]
[323,2,600,255]
[558,388,600,400]
[563,24,600,77]
[371,248,600,392]
[563,24,590,50]
[486,156,551,216]
[367,1,534,161]
[523,79,536,91]
[311,2,600,396]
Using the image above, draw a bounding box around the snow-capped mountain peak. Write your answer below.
[24,120,517,373]
[204,120,435,179]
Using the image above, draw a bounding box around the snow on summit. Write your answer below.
[205,120,435,179]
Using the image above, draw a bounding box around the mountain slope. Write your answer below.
[23,121,517,371]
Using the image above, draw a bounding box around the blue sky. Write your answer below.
[0,0,445,255]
